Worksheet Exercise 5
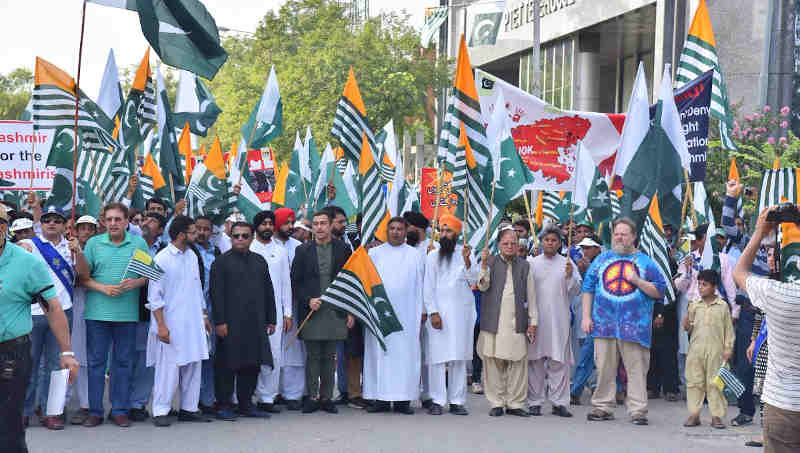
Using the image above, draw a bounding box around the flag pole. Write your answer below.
[485,178,497,248]
[285,310,313,350]
[680,169,691,230]
[461,186,470,248]
[71,0,88,225]
[522,189,538,247]
[168,173,176,206]
[567,196,575,249]
[429,162,443,248]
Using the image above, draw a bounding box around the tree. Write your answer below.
[206,0,450,162]
[0,68,33,120]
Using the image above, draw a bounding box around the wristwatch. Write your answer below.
[60,351,75,357]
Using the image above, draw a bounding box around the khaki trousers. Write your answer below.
[764,404,800,453]
[347,356,362,398]
[483,357,528,410]
[685,349,726,417]
[592,338,650,417]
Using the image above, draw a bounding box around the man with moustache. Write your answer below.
[250,211,292,414]
[423,215,477,415]
[272,208,306,410]
[582,217,667,426]
[527,225,581,418]
[365,217,425,414]
[210,222,277,420]
[193,216,222,414]
[403,211,430,255]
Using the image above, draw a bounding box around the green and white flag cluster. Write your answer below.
[173,70,222,137]
[486,91,535,208]
[420,6,448,48]
[241,65,282,149]
[312,143,356,217]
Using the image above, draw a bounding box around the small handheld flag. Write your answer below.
[124,249,165,281]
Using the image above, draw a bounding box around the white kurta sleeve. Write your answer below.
[423,254,438,314]
[146,255,167,311]
[282,254,292,319]
[566,259,582,298]
[527,266,538,327]
[462,257,479,287]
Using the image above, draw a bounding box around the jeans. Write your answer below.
[24,309,72,416]
[1,336,32,453]
[472,324,482,383]
[200,358,215,406]
[129,350,154,410]
[336,341,347,397]
[734,309,756,417]
[86,320,137,417]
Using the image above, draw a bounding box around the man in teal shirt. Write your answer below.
[0,205,78,453]
[80,203,148,428]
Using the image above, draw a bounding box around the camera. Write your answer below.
[766,202,800,224]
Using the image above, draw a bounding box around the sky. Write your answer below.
[0,0,431,97]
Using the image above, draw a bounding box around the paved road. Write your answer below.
[28,395,761,453]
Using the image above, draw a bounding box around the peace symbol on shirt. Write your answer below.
[603,260,637,297]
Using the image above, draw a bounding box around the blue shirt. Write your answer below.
[582,250,667,348]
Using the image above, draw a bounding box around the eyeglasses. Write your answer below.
[232,233,251,239]
[41,217,64,224]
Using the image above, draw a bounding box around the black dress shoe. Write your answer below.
[428,403,443,415]
[528,405,542,416]
[302,399,320,414]
[489,407,504,417]
[129,407,149,422]
[631,416,649,426]
[320,400,339,414]
[421,399,433,410]
[366,401,391,413]
[506,408,530,417]
[257,403,282,414]
[551,405,572,418]
[152,415,172,427]
[333,393,349,405]
[285,400,302,411]
[449,404,468,416]
[178,410,213,422]
[198,404,217,416]
[393,401,414,415]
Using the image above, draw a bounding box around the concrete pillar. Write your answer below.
[575,46,601,112]
[653,0,676,97]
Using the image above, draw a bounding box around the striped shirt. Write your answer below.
[745,276,800,411]
[84,231,149,322]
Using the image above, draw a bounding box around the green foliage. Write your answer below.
[205,0,450,162]
[0,68,33,119]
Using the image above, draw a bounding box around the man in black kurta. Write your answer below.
[210,222,277,419]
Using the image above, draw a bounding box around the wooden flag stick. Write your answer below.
[485,178,497,248]
[285,309,314,350]
[521,189,538,247]
[462,185,470,248]
[567,198,576,249]
[429,163,443,248]
[684,169,698,227]
[71,0,88,225]
[168,173,176,207]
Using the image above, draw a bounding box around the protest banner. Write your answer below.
[0,120,55,192]
[420,167,458,220]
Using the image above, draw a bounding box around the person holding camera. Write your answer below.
[0,205,79,453]
[733,206,800,452]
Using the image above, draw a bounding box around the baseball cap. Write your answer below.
[76,215,99,226]
[10,218,34,232]
[577,237,602,248]
[226,212,245,223]
[41,206,67,220]
[293,220,311,232]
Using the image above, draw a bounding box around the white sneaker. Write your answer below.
[471,382,484,394]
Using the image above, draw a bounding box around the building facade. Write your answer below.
[438,0,795,119]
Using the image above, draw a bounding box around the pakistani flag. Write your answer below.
[241,65,282,149]
[692,182,721,274]
[542,191,570,224]
[155,63,184,196]
[88,0,228,80]
[43,128,101,217]
[320,246,403,351]
[487,91,534,208]
[172,72,221,137]
[640,196,677,306]
[271,145,306,211]
[620,65,690,228]
[312,143,356,216]
[186,137,235,225]
[96,49,123,120]
[303,126,321,188]
[780,223,800,283]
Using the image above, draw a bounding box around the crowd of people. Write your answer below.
[1,177,799,453]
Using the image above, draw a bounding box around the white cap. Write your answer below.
[293,220,311,232]
[226,212,245,223]
[76,215,98,226]
[10,217,34,232]
[577,237,602,248]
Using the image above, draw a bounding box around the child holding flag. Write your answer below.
[682,269,734,429]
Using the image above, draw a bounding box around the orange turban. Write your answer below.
[439,215,463,234]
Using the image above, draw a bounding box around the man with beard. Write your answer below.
[582,217,666,426]
[292,220,312,243]
[147,216,212,426]
[292,210,353,414]
[423,215,477,415]
[210,222,277,420]
[365,217,425,414]
[403,211,430,255]
[250,211,292,414]
[272,208,306,410]
[327,205,357,252]
[193,216,221,415]
[527,225,581,418]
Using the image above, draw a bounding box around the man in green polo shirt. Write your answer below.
[80,203,148,428]
[0,204,78,453]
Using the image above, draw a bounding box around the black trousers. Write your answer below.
[214,338,259,411]
[305,340,337,401]
[1,335,32,453]
[647,305,679,394]
[472,324,482,382]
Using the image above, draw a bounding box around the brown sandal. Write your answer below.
[683,416,701,427]
[711,416,726,429]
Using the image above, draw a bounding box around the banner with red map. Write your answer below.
[475,69,624,191]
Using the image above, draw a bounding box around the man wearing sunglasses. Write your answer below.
[19,206,88,430]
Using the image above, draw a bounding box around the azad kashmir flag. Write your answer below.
[241,65,282,149]
[616,64,691,229]
[186,137,235,225]
[374,120,396,183]
[640,195,677,306]
[87,0,228,80]
[691,182,721,276]
[357,134,392,243]
[140,147,170,203]
[271,135,306,212]
[451,36,491,180]
[33,57,122,213]
[173,71,222,136]
[331,67,378,165]
[119,48,157,152]
[757,166,800,214]
[475,69,623,192]
[155,63,185,199]
[124,249,165,281]
[320,246,403,351]
[675,0,737,151]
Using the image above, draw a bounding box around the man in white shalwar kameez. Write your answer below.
[365,217,425,414]
[250,211,293,413]
[423,215,477,415]
[272,208,305,410]
[146,216,210,427]
[527,225,581,417]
